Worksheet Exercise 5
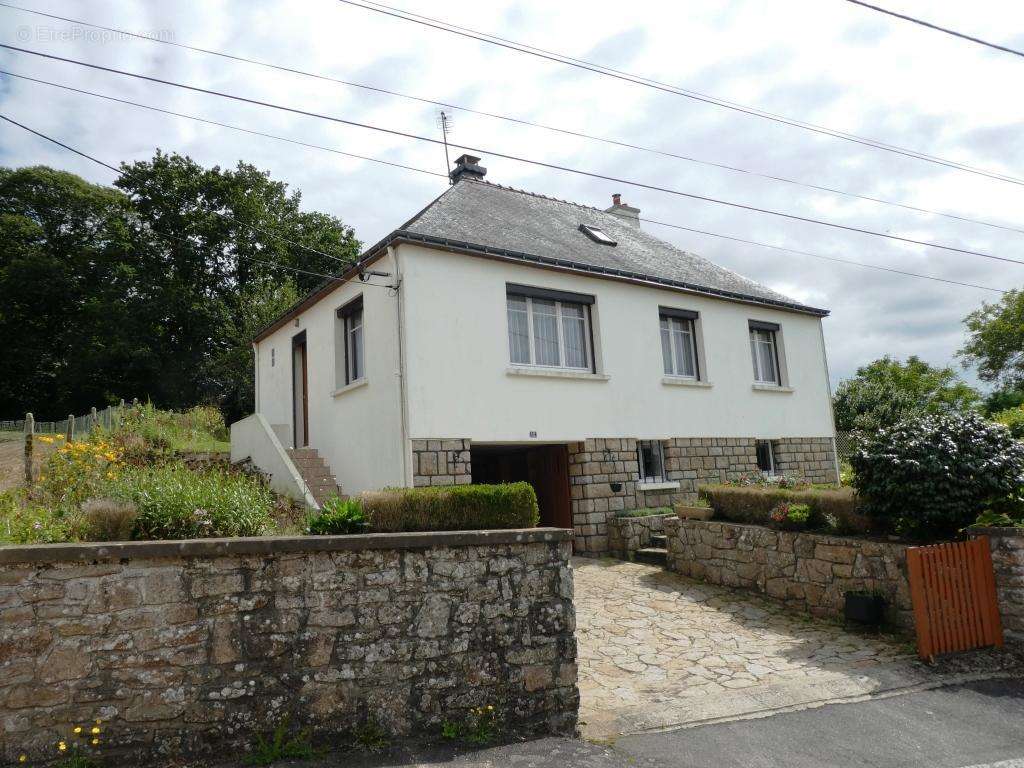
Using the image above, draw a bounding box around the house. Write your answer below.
[234,154,839,554]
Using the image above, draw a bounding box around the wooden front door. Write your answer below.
[291,332,308,448]
[527,445,572,529]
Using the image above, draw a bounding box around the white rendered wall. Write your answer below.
[398,243,835,443]
[254,250,405,494]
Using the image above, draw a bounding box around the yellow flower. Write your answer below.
[73,726,82,734]
[91,738,99,746]
[95,719,102,725]
[91,726,100,735]
[18,756,26,763]
[58,742,67,752]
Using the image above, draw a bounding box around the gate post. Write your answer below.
[66,414,75,442]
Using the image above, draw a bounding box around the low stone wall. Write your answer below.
[664,518,913,629]
[0,529,577,764]
[973,528,1024,643]
[608,513,674,559]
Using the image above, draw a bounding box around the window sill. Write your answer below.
[506,367,610,382]
[637,480,680,492]
[662,377,712,388]
[332,378,368,397]
[752,383,794,393]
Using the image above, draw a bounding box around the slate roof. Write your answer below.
[399,180,827,316]
[254,178,826,341]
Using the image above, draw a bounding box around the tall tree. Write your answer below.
[959,289,1024,388]
[833,355,980,432]
[0,154,360,420]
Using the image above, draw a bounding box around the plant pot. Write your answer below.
[675,503,713,521]
[844,591,886,627]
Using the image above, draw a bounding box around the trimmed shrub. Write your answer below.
[362,482,539,532]
[699,485,867,534]
[851,412,1024,540]
[307,496,368,535]
[104,462,274,539]
[615,507,673,518]
[769,502,811,531]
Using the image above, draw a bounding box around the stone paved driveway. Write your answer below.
[575,558,941,740]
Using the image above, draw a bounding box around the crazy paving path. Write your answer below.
[573,557,990,740]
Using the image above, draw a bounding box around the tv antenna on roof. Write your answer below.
[437,110,454,184]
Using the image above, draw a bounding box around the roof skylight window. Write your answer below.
[578,224,617,246]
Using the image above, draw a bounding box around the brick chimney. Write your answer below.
[604,193,640,227]
[449,154,487,184]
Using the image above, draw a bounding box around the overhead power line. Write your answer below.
[0,114,354,279]
[2,44,1019,269]
[0,3,1017,234]
[845,0,1024,59]
[334,0,1024,187]
[0,105,1001,294]
[0,70,447,180]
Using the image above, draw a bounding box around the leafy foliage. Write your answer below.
[699,485,866,534]
[362,482,539,533]
[769,502,812,531]
[306,496,368,535]
[244,719,315,765]
[850,412,1024,540]
[104,463,274,539]
[959,289,1024,387]
[993,406,1024,440]
[833,355,980,432]
[0,157,360,422]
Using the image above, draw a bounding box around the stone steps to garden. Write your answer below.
[634,547,668,566]
[286,448,344,507]
[651,534,668,548]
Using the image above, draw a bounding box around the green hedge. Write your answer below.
[361,482,539,532]
[699,485,867,535]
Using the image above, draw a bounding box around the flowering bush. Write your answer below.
[38,437,123,508]
[768,502,812,531]
[851,412,1024,540]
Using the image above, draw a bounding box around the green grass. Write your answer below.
[115,403,230,454]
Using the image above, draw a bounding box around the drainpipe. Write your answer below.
[390,245,412,488]
[818,320,842,486]
[253,341,260,415]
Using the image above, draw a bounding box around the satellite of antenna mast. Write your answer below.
[437,110,455,183]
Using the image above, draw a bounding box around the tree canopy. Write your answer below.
[833,355,980,433]
[0,154,360,421]
[959,289,1024,389]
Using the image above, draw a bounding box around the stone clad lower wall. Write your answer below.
[974,528,1024,643]
[0,530,578,764]
[664,518,913,629]
[411,438,472,486]
[568,436,838,554]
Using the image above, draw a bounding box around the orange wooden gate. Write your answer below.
[906,536,1003,662]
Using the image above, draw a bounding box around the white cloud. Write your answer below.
[1,0,1020,389]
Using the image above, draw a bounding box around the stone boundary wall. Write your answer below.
[608,513,674,560]
[664,518,913,629]
[568,436,838,554]
[972,528,1024,643]
[411,438,471,487]
[0,529,577,764]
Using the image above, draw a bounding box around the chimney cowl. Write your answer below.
[450,154,487,183]
[604,194,640,227]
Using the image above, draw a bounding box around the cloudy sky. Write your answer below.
[1,0,1021,388]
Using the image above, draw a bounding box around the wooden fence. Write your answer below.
[8,400,135,485]
[907,537,1003,662]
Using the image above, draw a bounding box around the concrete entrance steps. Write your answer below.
[286,447,343,507]
[635,535,668,566]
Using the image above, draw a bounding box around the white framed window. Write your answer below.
[507,285,594,371]
[660,309,699,379]
[637,440,666,483]
[749,322,781,385]
[337,296,364,386]
[755,439,777,476]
